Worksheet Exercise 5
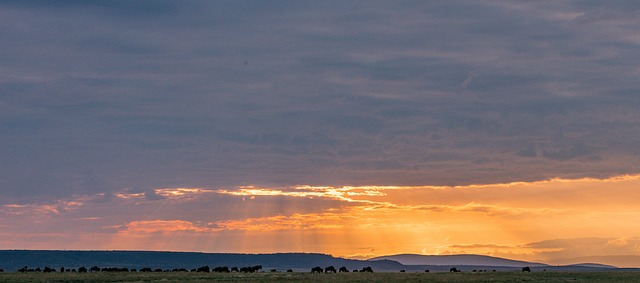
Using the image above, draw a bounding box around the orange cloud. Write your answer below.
[0,201,84,220]
[115,192,145,199]
[216,212,352,231]
[154,188,214,198]
[85,174,640,261]
[115,220,220,233]
[3,174,640,267]
[216,185,387,204]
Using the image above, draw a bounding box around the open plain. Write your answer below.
[1,271,640,283]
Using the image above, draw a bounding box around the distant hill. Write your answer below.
[550,255,640,268]
[0,250,633,272]
[0,250,404,272]
[565,263,616,268]
[369,254,546,267]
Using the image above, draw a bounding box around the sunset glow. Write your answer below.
[2,1,640,269]
[2,175,640,266]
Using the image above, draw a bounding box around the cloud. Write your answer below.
[437,243,560,258]
[115,220,220,234]
[2,1,640,202]
[437,237,640,267]
[215,212,352,232]
[217,185,389,204]
[0,174,639,266]
[2,1,640,265]
[525,237,640,262]
[0,201,83,221]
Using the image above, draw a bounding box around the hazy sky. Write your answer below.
[2,1,640,267]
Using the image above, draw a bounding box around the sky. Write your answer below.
[2,0,640,267]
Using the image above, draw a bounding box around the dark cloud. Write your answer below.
[2,1,640,201]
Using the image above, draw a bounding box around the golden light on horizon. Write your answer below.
[2,174,640,267]
[7,0,640,271]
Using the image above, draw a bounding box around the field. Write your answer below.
[1,271,639,283]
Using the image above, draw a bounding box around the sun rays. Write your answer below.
[2,174,640,266]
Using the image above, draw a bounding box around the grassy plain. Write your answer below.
[1,271,639,283]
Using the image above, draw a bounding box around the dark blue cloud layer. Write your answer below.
[2,1,640,202]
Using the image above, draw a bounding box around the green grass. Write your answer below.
[0,271,639,283]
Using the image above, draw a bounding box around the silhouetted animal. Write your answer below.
[400,269,405,272]
[311,266,323,273]
[324,266,337,273]
[287,269,293,272]
[196,265,210,272]
[425,269,429,272]
[239,265,262,273]
[360,266,373,273]
[212,266,230,273]
[101,267,129,272]
[338,266,349,273]
[522,266,531,272]
[450,267,460,272]
[270,269,277,272]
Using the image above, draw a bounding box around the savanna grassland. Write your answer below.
[1,271,639,283]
